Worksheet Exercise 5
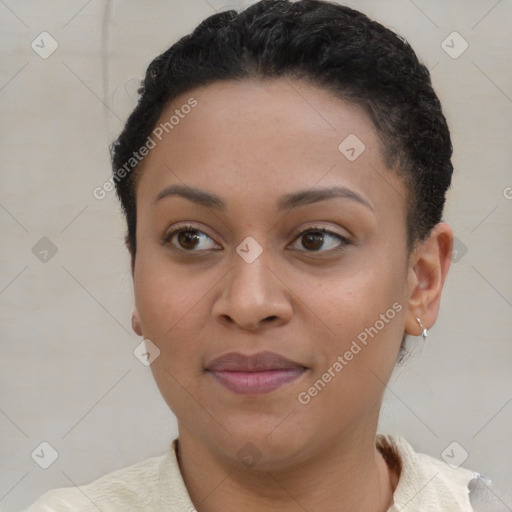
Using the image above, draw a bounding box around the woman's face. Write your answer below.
[132,78,422,468]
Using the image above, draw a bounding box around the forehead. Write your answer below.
[135,78,407,221]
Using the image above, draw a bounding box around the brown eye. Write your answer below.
[164,225,220,252]
[291,228,350,253]
[301,231,325,251]
[177,229,201,250]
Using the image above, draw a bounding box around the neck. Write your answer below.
[175,424,396,512]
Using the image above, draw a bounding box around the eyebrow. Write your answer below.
[154,184,374,212]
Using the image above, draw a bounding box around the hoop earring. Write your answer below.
[416,317,428,342]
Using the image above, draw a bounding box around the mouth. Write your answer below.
[205,351,308,394]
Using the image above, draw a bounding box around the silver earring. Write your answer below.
[416,317,428,342]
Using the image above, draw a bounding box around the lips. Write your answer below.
[205,351,307,394]
[206,351,306,372]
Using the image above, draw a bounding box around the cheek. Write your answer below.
[133,253,209,359]
[135,261,209,410]
[298,253,406,382]
[303,262,402,336]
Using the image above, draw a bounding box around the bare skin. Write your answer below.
[130,78,453,511]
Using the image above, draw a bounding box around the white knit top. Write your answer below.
[26,433,499,511]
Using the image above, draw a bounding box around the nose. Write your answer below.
[212,250,293,332]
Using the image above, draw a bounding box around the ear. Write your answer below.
[132,306,143,336]
[404,222,453,336]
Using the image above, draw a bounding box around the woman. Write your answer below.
[27,0,504,510]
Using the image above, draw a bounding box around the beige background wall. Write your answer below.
[1,0,511,510]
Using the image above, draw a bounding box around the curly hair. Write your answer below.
[110,0,453,261]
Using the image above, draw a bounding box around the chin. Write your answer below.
[210,422,313,471]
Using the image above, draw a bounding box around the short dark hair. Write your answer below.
[110,0,453,261]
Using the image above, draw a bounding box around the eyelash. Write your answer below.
[162,223,351,254]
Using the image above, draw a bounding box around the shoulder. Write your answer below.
[377,432,503,512]
[25,451,167,511]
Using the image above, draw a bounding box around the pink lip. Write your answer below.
[205,351,307,394]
